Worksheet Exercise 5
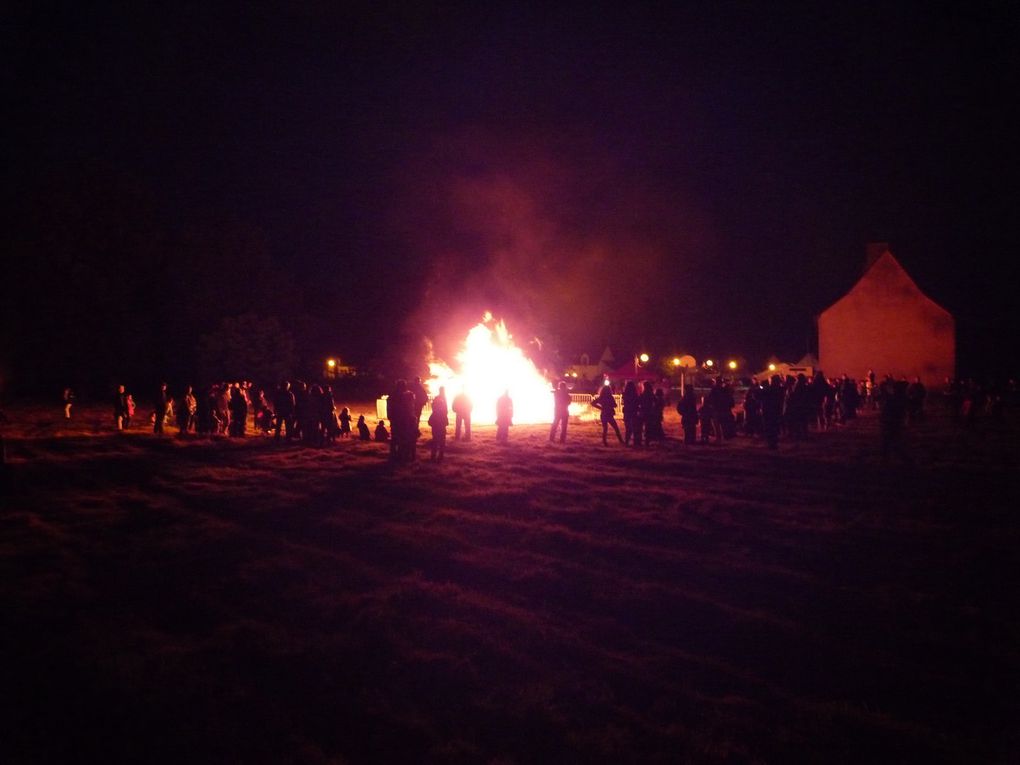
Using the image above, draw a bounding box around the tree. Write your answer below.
[197,314,296,385]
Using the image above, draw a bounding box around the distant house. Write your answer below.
[754,354,817,381]
[817,244,954,387]
[564,346,617,384]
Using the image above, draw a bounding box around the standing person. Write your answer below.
[428,386,449,461]
[63,388,74,420]
[153,383,170,435]
[549,381,571,443]
[622,380,641,446]
[676,386,699,445]
[878,377,910,463]
[636,381,655,446]
[124,391,136,429]
[743,378,763,437]
[591,384,624,445]
[906,376,927,424]
[306,385,325,446]
[495,389,513,443]
[452,387,472,441]
[114,385,129,430]
[356,414,371,441]
[387,379,416,462]
[761,375,785,449]
[292,381,308,441]
[228,385,248,437]
[273,381,295,442]
[646,388,666,445]
[698,388,714,444]
[177,385,197,435]
[410,377,429,437]
[322,385,339,445]
[338,407,353,438]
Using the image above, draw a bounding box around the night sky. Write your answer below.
[7,4,1018,391]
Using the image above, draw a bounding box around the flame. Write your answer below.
[427,315,556,425]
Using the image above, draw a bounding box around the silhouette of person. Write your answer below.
[387,379,417,462]
[228,385,248,437]
[429,386,449,461]
[496,389,513,443]
[906,376,927,424]
[622,380,640,446]
[114,385,129,430]
[761,375,785,449]
[591,384,624,445]
[549,381,571,443]
[63,388,74,420]
[273,381,296,442]
[153,382,169,435]
[357,414,371,441]
[177,385,196,435]
[676,386,699,444]
[452,387,473,441]
[374,419,389,442]
[637,381,656,446]
[339,407,352,438]
[410,376,429,437]
[878,376,910,463]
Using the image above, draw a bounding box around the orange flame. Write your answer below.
[427,314,555,424]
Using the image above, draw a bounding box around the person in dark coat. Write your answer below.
[646,387,666,445]
[591,384,624,445]
[306,384,325,446]
[761,375,785,449]
[452,388,472,441]
[387,379,417,462]
[355,414,370,440]
[410,377,429,437]
[338,407,353,438]
[906,376,927,424]
[228,385,248,437]
[635,382,656,447]
[677,386,699,445]
[114,385,129,431]
[374,419,389,442]
[706,378,733,441]
[428,386,449,461]
[622,380,641,446]
[177,385,196,435]
[153,382,170,435]
[292,381,308,441]
[878,376,910,463]
[495,389,513,443]
[273,381,296,442]
[549,381,572,443]
[743,378,763,437]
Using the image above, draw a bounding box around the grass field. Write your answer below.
[1,401,1017,763]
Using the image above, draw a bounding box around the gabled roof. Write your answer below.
[823,248,951,318]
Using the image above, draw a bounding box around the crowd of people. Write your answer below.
[46,370,1016,466]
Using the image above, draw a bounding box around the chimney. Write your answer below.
[865,242,889,272]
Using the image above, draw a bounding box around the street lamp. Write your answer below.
[728,360,738,371]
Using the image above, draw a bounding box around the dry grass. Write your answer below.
[1,401,1017,763]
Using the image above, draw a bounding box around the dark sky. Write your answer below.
[7,3,1019,381]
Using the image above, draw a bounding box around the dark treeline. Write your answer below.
[3,163,355,398]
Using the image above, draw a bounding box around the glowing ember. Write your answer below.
[427,313,556,425]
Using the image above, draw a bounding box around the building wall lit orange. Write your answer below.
[818,246,955,388]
